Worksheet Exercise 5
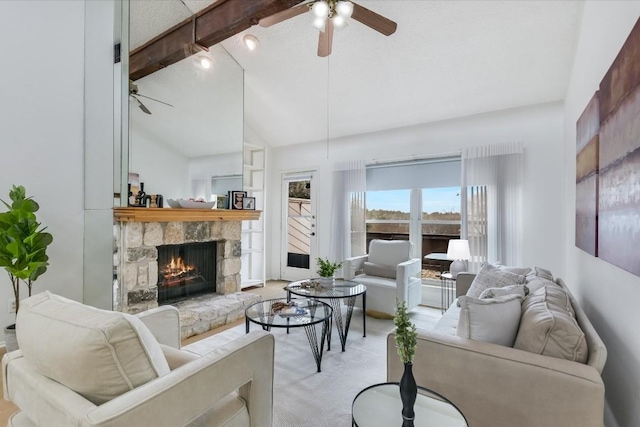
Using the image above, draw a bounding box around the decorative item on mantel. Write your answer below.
[0,185,54,352]
[394,299,418,427]
[316,257,343,287]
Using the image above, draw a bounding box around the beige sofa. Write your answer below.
[387,273,607,427]
[3,292,274,427]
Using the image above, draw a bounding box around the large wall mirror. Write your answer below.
[123,0,244,206]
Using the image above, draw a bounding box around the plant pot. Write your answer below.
[318,276,335,287]
[400,362,417,423]
[4,324,18,352]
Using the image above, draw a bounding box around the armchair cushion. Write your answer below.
[367,239,412,267]
[16,291,170,405]
[362,261,396,279]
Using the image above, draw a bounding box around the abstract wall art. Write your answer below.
[576,92,599,256]
[576,17,640,277]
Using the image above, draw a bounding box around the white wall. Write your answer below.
[562,3,640,427]
[130,128,189,200]
[267,102,564,280]
[0,1,85,327]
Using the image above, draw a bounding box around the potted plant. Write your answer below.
[394,299,418,425]
[0,185,53,351]
[316,257,343,287]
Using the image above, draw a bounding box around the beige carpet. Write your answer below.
[184,306,440,427]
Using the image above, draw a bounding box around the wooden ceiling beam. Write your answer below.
[130,0,305,81]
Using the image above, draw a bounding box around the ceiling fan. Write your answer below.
[259,0,397,57]
[129,80,173,115]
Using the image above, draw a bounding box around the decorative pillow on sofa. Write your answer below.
[534,266,554,281]
[466,263,526,299]
[479,284,529,299]
[524,267,557,293]
[362,261,396,279]
[514,286,588,363]
[494,263,532,276]
[457,294,524,347]
[16,291,170,405]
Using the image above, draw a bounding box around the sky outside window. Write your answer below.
[366,187,460,214]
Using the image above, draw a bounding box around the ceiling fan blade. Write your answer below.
[132,96,151,115]
[259,2,309,27]
[351,2,397,36]
[318,18,334,57]
[136,93,174,108]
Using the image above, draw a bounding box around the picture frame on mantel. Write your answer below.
[229,191,246,210]
[243,196,256,210]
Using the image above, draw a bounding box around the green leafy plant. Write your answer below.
[394,299,417,364]
[316,257,343,278]
[0,185,53,315]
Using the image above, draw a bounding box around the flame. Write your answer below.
[164,256,195,278]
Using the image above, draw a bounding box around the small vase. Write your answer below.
[318,276,335,287]
[400,362,417,423]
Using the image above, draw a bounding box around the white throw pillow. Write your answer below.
[479,284,528,299]
[17,291,170,405]
[457,294,524,347]
[466,263,526,299]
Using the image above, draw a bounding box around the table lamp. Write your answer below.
[447,239,471,278]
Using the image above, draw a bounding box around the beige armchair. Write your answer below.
[2,292,274,427]
[344,239,422,317]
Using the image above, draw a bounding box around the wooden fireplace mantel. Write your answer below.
[113,207,261,223]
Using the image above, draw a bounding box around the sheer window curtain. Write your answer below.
[461,142,523,271]
[330,161,366,263]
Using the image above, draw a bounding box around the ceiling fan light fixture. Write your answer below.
[312,16,327,31]
[243,34,260,51]
[312,1,329,18]
[332,14,348,30]
[336,1,354,18]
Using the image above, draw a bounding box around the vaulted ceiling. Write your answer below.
[130,0,584,155]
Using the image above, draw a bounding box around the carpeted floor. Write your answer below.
[184,305,440,427]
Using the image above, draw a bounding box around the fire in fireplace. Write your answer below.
[157,242,217,304]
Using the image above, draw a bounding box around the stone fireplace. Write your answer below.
[113,208,261,339]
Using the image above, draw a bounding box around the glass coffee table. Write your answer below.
[352,383,467,427]
[285,279,366,352]
[245,298,332,372]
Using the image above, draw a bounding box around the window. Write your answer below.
[364,158,461,280]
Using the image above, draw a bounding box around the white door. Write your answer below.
[281,171,317,281]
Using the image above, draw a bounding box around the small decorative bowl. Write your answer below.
[165,199,180,208]
[178,199,216,209]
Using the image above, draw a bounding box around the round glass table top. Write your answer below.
[245,298,332,328]
[352,383,467,427]
[286,279,366,299]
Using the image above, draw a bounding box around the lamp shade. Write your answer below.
[447,239,470,261]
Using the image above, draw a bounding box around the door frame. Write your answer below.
[280,170,318,281]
